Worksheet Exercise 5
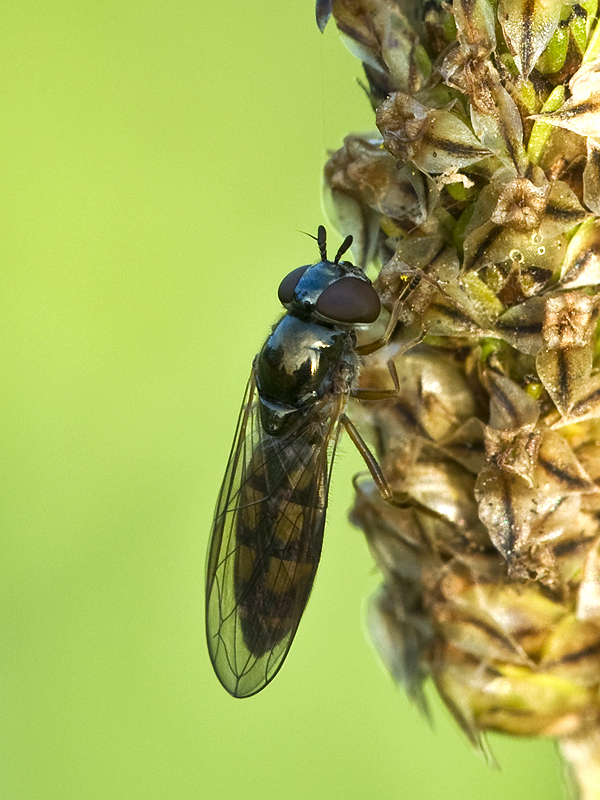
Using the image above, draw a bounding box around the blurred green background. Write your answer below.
[0,3,565,798]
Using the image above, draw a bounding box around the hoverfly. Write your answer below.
[205,226,397,697]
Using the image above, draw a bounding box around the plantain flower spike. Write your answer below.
[319,0,600,795]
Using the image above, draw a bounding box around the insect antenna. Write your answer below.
[299,226,329,261]
[317,225,328,261]
[334,234,353,263]
[300,225,352,263]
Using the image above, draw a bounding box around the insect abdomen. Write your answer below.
[234,432,326,656]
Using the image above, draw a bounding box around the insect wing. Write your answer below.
[205,374,342,697]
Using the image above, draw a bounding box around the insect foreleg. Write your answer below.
[354,300,402,356]
[353,358,399,401]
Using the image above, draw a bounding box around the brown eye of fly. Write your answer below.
[315,277,380,323]
[277,265,309,305]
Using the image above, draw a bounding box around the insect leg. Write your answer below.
[340,413,393,501]
[355,289,428,358]
[353,358,399,401]
[354,298,402,356]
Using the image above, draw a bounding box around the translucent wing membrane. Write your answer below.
[205,373,343,697]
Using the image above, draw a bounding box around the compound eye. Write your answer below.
[316,277,381,323]
[278,265,309,305]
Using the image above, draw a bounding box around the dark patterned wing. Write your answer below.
[205,372,343,697]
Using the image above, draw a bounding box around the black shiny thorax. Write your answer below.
[256,313,357,436]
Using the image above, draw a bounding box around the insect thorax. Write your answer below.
[255,314,358,436]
